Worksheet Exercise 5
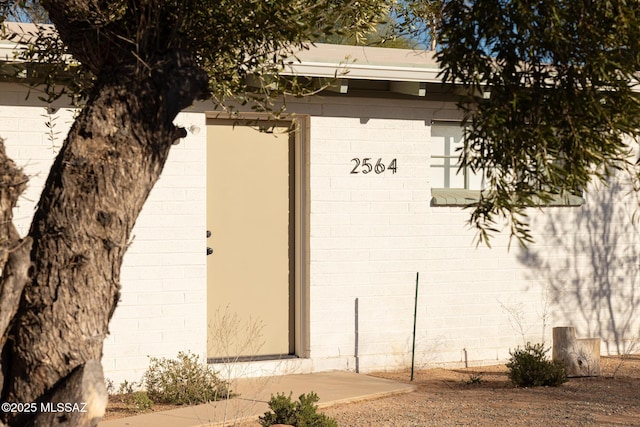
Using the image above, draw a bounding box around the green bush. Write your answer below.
[143,351,233,404]
[123,391,154,412]
[506,342,568,387]
[112,380,154,413]
[258,392,338,427]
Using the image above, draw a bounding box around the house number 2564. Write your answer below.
[350,158,397,174]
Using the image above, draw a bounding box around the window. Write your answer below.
[429,121,584,207]
[430,122,483,191]
[430,121,485,206]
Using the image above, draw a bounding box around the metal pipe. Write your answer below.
[355,297,359,373]
[411,272,419,381]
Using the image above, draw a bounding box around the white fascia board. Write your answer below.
[1,22,59,64]
[0,39,23,62]
[1,23,34,59]
[282,60,442,83]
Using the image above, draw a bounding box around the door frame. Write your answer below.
[205,112,311,360]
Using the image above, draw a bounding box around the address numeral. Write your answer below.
[350,158,397,175]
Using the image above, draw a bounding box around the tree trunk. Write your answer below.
[0,139,32,396]
[0,52,208,427]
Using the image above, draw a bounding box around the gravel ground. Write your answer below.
[320,356,640,427]
[107,355,640,426]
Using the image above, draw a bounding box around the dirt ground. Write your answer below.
[322,355,640,426]
[105,355,640,426]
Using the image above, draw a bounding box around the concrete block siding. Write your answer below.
[1,83,208,385]
[0,84,76,236]
[1,81,639,384]
[300,95,640,373]
[304,97,525,372]
[305,98,432,373]
[102,109,208,385]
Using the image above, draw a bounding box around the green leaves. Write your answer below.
[436,0,640,245]
[10,0,637,249]
[259,392,339,427]
[1,1,49,24]
[4,0,389,114]
[143,351,233,405]
[191,0,389,111]
[507,342,568,387]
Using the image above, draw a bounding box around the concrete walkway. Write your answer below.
[99,371,415,427]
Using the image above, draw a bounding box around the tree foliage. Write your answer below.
[3,0,390,110]
[436,0,640,245]
[316,1,440,49]
[1,0,49,23]
[391,0,442,49]
[9,1,640,248]
[319,0,443,49]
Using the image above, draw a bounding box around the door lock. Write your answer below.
[207,230,213,255]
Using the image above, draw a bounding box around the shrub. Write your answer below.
[143,351,233,404]
[112,380,154,413]
[465,373,484,385]
[258,392,338,427]
[123,391,154,412]
[506,342,568,387]
[118,380,136,395]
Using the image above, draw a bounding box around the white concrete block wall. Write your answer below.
[103,110,207,385]
[302,96,450,372]
[0,84,76,235]
[0,83,208,385]
[2,80,640,383]
[418,211,552,369]
[299,94,640,373]
[526,180,640,357]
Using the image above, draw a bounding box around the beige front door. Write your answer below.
[206,120,294,361]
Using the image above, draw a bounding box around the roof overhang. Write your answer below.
[280,43,445,98]
[1,22,49,59]
[1,22,446,98]
[283,43,441,83]
[1,22,58,80]
[6,23,633,99]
